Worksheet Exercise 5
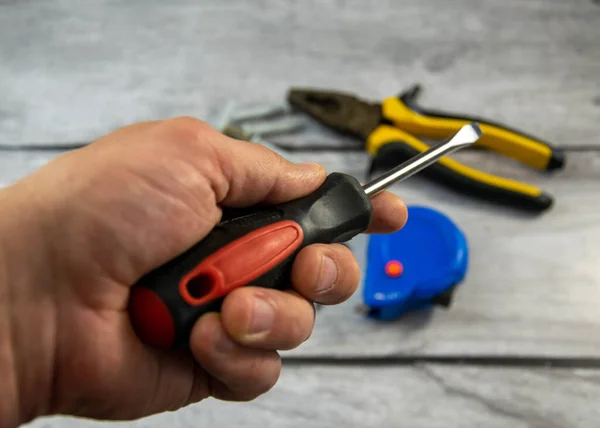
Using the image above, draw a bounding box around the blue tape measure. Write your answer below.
[362,205,468,321]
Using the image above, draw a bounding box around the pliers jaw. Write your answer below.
[287,88,383,141]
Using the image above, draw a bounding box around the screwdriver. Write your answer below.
[128,123,483,349]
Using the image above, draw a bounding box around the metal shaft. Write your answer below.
[361,122,483,197]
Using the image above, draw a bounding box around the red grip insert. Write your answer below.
[179,220,304,305]
[129,287,175,349]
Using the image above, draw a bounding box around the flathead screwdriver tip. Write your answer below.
[361,122,483,196]
[451,122,482,149]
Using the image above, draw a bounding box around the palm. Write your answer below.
[47,130,220,419]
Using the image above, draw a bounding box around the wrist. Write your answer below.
[0,232,19,428]
[0,184,58,426]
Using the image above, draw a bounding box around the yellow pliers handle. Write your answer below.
[366,125,554,211]
[380,94,564,171]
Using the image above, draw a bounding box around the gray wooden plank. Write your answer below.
[1,0,600,372]
[275,149,600,358]
[2,147,599,359]
[1,0,599,148]
[21,364,600,428]
[2,2,599,427]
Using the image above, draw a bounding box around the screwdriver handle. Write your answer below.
[128,173,373,349]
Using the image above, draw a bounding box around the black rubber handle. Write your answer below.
[128,172,374,349]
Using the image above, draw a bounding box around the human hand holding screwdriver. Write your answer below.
[0,117,407,427]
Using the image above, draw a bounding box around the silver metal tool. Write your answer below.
[214,100,307,141]
[225,102,292,122]
[361,123,482,196]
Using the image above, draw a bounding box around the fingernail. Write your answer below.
[248,296,276,335]
[316,255,338,293]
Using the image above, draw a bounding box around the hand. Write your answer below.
[0,117,407,426]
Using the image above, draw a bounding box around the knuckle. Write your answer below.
[282,320,310,349]
[227,352,280,400]
[249,353,281,395]
[276,291,314,348]
[292,303,315,342]
[255,142,288,167]
[162,116,213,143]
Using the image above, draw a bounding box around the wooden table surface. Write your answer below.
[2,0,599,426]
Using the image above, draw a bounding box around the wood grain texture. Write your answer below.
[21,364,600,428]
[0,0,599,359]
[2,148,598,361]
[2,1,600,427]
[0,0,599,147]
[279,150,600,358]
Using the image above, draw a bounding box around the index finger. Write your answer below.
[211,128,407,234]
[161,117,406,233]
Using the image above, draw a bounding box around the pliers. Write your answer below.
[287,85,566,212]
